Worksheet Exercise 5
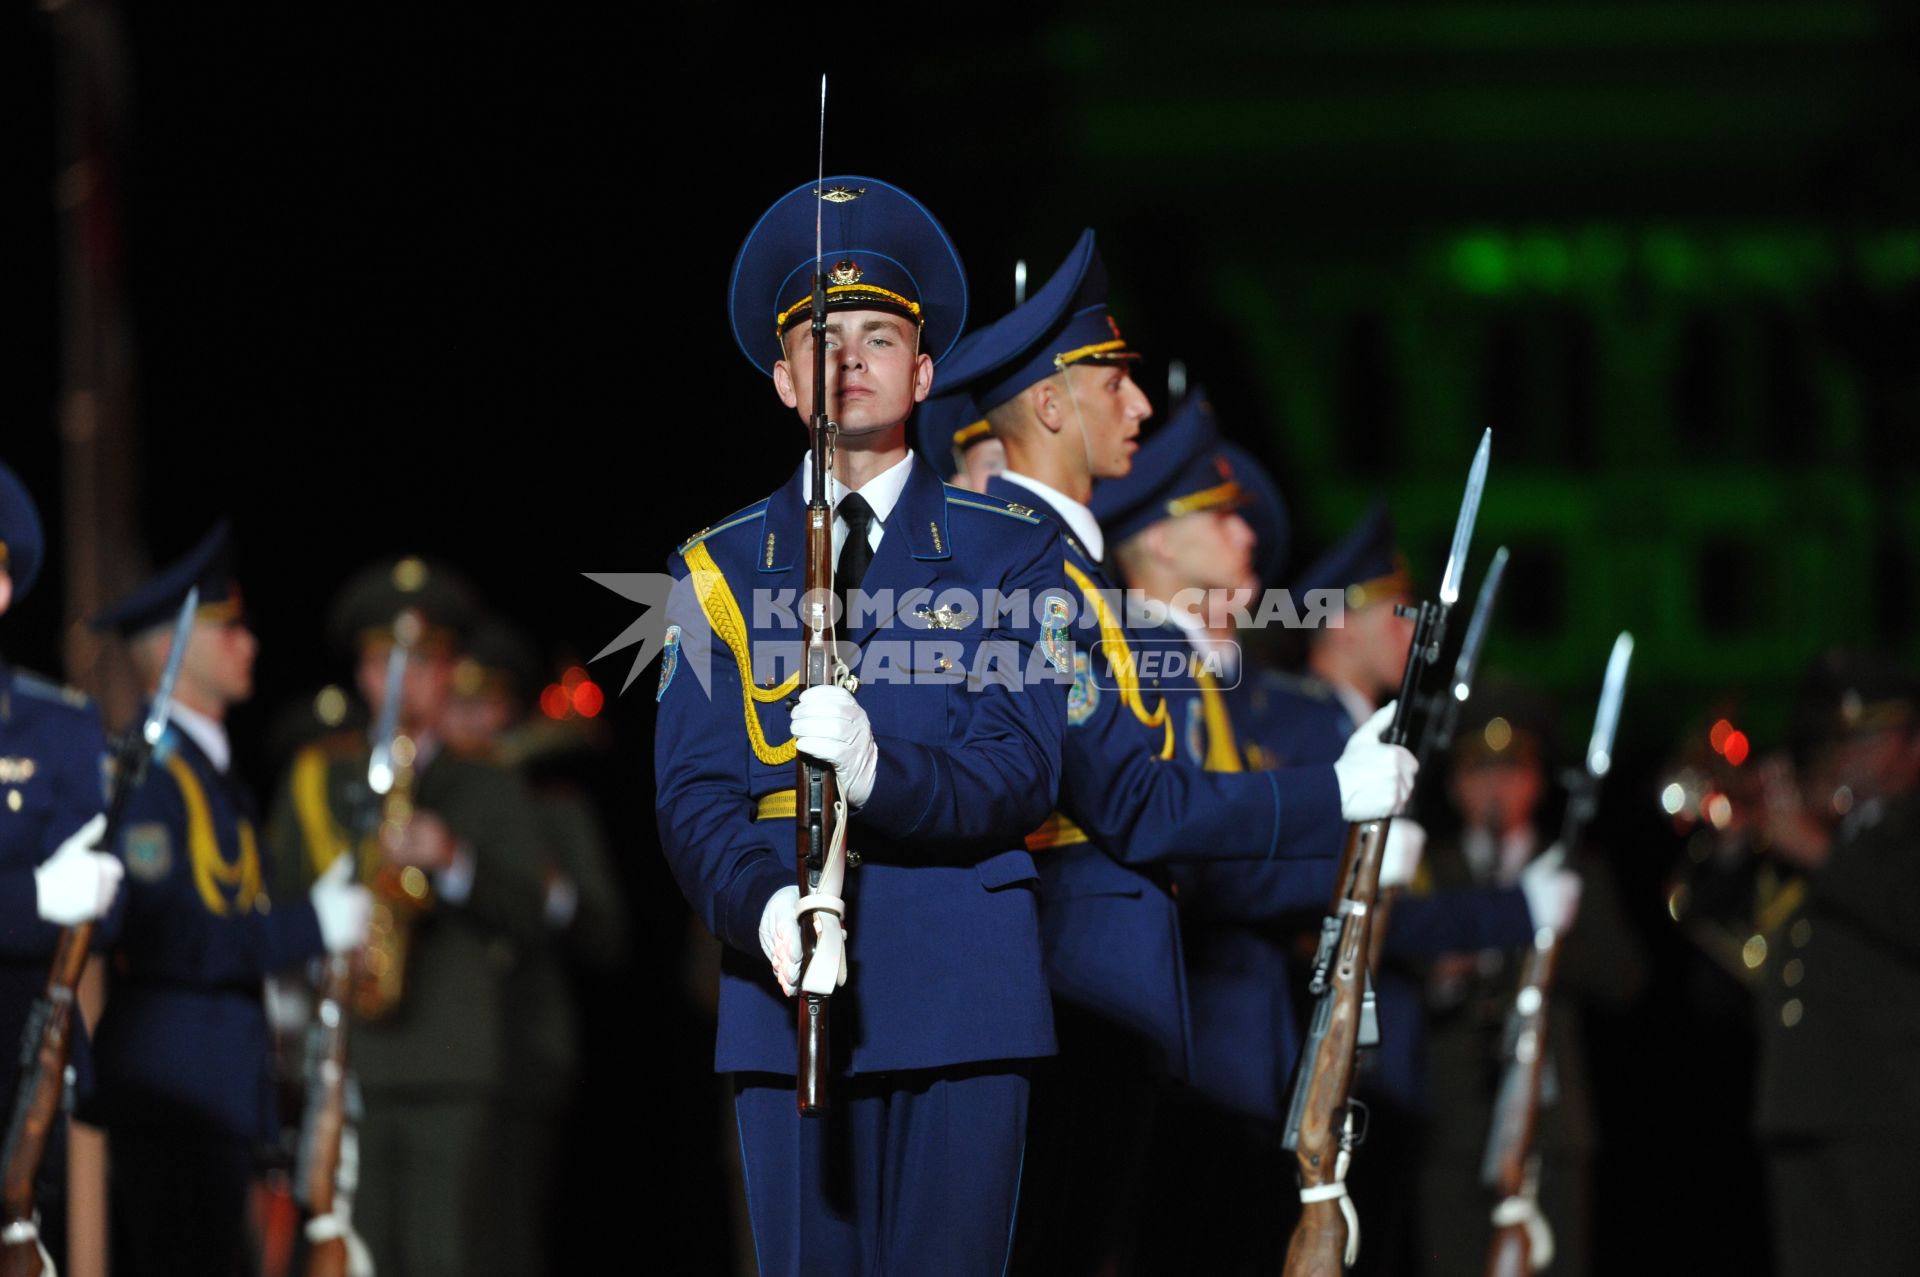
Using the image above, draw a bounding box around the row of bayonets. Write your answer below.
[1281,429,1635,1277]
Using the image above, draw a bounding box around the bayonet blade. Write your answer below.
[143,587,200,747]
[1439,429,1492,605]
[1450,546,1509,706]
[1013,258,1027,306]
[366,638,409,796]
[1585,631,1634,779]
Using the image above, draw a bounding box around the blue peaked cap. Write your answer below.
[728,175,968,375]
[0,461,46,603]
[92,519,239,637]
[935,229,1140,413]
[912,380,989,480]
[1292,500,1412,609]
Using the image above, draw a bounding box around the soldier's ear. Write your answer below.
[772,360,800,411]
[911,352,934,404]
[1031,380,1063,435]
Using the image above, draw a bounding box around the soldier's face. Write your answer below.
[775,309,933,439]
[1159,510,1257,595]
[1063,363,1150,480]
[1451,758,1544,833]
[191,617,257,706]
[953,438,1006,494]
[0,569,10,617]
[358,642,454,732]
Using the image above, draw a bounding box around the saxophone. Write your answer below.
[352,732,431,1020]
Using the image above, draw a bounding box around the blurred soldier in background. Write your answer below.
[86,521,370,1277]
[264,558,546,1277]
[441,619,628,1277]
[1754,648,1920,1276]
[913,384,1003,493]
[1414,684,1643,1277]
[0,461,119,1269]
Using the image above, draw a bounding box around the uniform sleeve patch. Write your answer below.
[655,624,682,702]
[124,823,173,882]
[1067,651,1100,726]
[1041,596,1073,674]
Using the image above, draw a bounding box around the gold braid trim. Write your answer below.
[681,541,800,765]
[754,789,797,821]
[1166,478,1250,520]
[1025,810,1091,851]
[1193,667,1245,774]
[1062,561,1174,760]
[167,753,262,915]
[292,746,356,881]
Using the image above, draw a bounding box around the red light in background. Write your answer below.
[561,665,589,690]
[540,684,571,720]
[572,681,605,718]
[1709,719,1733,753]
[1723,731,1750,766]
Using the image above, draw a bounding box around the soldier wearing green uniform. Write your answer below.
[264,558,547,1277]
[441,620,629,1277]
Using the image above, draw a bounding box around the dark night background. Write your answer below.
[5,4,1919,1272]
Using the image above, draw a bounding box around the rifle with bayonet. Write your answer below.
[1480,631,1633,1277]
[0,587,198,1277]
[1366,545,1510,979]
[1281,433,1491,1277]
[794,73,851,1115]
[295,625,413,1277]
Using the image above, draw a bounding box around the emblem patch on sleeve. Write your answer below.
[1040,596,1073,674]
[1067,651,1100,726]
[656,625,682,702]
[1185,700,1208,765]
[124,823,173,882]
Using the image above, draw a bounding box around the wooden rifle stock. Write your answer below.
[0,925,93,1277]
[296,955,354,1277]
[1479,936,1561,1277]
[1281,817,1389,1277]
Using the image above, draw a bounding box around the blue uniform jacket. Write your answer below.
[0,661,109,1105]
[92,723,326,1140]
[983,478,1345,1079]
[1171,667,1348,1119]
[656,458,1071,1075]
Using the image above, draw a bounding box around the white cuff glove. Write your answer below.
[791,685,878,810]
[34,814,121,925]
[1333,702,1418,822]
[759,884,803,997]
[1380,818,1426,888]
[1519,844,1583,935]
[310,855,373,954]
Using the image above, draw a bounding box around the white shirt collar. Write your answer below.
[799,450,914,523]
[799,451,915,558]
[168,701,230,774]
[1000,471,1104,562]
[1164,606,1240,682]
[1326,677,1375,737]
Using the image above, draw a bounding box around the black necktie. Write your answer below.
[836,492,877,627]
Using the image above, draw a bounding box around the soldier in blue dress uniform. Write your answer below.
[656,175,1073,1277]
[936,237,1416,1275]
[0,461,121,1269]
[1287,508,1579,1277]
[912,381,1001,493]
[85,520,371,1277]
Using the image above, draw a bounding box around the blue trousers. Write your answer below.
[733,1064,1030,1277]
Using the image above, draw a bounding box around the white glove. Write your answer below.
[1333,702,1418,822]
[1380,818,1426,888]
[791,685,879,810]
[1520,844,1583,935]
[34,814,121,925]
[759,884,803,997]
[310,855,373,954]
